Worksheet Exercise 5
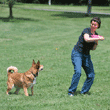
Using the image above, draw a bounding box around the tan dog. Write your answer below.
[6,60,43,96]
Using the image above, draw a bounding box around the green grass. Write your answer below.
[1,3,110,14]
[0,3,110,110]
[14,3,110,13]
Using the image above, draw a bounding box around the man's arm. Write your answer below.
[84,33,104,42]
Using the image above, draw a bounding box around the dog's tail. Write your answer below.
[7,66,18,76]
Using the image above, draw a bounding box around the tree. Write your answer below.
[7,0,15,18]
[86,0,92,16]
[48,0,51,5]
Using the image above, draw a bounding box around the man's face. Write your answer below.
[91,21,99,30]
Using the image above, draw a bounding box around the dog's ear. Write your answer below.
[37,60,40,66]
[37,60,40,68]
[32,59,36,66]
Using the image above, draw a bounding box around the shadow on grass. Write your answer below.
[52,12,110,18]
[8,92,33,96]
[74,91,91,96]
[0,17,40,22]
[8,92,16,95]
[68,91,91,96]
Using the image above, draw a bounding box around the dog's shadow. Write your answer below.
[8,92,16,95]
[8,92,33,96]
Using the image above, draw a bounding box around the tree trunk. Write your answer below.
[87,0,92,16]
[49,0,51,5]
[9,5,13,18]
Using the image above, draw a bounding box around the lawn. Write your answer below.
[0,3,110,110]
[14,3,110,13]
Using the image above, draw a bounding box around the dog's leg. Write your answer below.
[31,86,34,96]
[6,87,12,95]
[23,86,28,96]
[6,82,14,95]
[14,88,20,94]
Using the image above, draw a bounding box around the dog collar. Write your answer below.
[30,71,38,77]
[32,73,37,77]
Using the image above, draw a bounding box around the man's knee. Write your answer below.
[74,70,81,77]
[88,73,95,79]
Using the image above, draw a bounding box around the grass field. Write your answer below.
[0,3,110,110]
[14,3,110,13]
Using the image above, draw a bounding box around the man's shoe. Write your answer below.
[68,92,74,96]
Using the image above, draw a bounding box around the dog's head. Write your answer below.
[39,65,44,71]
[29,60,41,77]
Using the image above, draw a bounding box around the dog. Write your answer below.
[6,60,43,96]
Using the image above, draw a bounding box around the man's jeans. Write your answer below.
[68,48,95,94]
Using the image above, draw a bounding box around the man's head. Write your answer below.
[90,17,101,29]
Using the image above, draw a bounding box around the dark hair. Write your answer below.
[91,17,101,28]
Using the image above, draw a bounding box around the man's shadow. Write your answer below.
[74,91,91,95]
